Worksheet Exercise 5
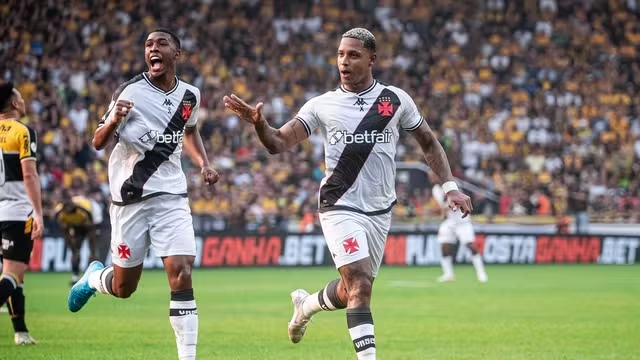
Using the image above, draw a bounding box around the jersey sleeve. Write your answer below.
[397,89,424,131]
[185,88,200,128]
[18,125,37,160]
[294,97,320,136]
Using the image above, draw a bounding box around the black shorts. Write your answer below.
[0,219,33,264]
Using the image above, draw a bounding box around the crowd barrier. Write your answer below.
[27,232,639,272]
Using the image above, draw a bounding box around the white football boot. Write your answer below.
[14,332,37,345]
[287,289,312,344]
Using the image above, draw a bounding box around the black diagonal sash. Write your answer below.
[319,88,401,209]
[119,89,196,204]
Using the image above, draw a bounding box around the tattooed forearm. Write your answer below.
[424,139,454,183]
[254,117,309,155]
[411,122,454,183]
[290,121,300,144]
[255,116,285,154]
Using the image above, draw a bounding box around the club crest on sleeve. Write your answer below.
[377,96,394,116]
[181,101,192,121]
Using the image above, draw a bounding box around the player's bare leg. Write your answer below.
[163,255,198,360]
[289,258,376,358]
[438,243,456,282]
[0,259,36,344]
[68,262,143,312]
[339,259,376,359]
[467,243,488,282]
[288,277,348,343]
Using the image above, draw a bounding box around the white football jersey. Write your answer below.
[99,73,199,206]
[432,184,471,223]
[296,80,423,215]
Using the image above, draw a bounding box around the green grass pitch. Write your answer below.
[0,265,638,359]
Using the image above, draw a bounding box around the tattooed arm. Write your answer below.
[254,116,310,154]
[409,121,455,183]
[223,94,311,154]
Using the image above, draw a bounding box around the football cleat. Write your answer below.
[478,273,489,283]
[67,260,104,312]
[288,289,311,344]
[14,332,37,345]
[437,274,456,283]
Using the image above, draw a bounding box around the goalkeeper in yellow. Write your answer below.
[55,194,103,285]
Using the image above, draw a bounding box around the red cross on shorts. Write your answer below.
[342,237,360,255]
[117,244,131,259]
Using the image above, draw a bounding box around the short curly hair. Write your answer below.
[342,28,376,53]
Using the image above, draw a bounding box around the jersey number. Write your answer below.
[0,148,5,186]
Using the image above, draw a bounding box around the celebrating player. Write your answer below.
[224,28,472,359]
[67,29,219,360]
[431,174,488,283]
[55,192,103,285]
[0,82,43,345]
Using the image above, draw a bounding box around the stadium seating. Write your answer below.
[2,0,640,234]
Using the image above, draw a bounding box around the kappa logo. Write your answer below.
[329,129,392,145]
[377,96,394,116]
[162,99,174,107]
[353,97,368,112]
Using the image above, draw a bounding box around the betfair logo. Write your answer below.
[329,129,392,145]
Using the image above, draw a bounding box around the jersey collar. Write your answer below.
[142,72,180,95]
[339,80,377,96]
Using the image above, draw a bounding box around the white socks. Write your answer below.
[440,256,454,278]
[170,289,198,360]
[472,254,488,282]
[88,266,114,295]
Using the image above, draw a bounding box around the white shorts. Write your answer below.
[318,210,392,277]
[109,195,196,268]
[437,219,475,244]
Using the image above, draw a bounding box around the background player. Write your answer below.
[224,28,472,359]
[55,192,103,285]
[0,82,43,345]
[431,174,488,283]
[67,29,219,360]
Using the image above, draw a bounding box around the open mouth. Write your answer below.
[340,70,351,77]
[150,55,163,71]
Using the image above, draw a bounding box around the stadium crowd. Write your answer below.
[2,0,640,235]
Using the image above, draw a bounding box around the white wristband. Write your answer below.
[442,181,459,194]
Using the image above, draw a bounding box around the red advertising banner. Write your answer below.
[27,232,640,272]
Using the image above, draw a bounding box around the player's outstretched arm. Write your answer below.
[223,94,309,154]
[409,121,473,216]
